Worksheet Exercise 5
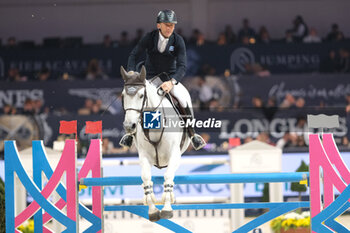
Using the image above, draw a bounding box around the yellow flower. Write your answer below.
[270,217,283,229]
[286,218,296,227]
[299,218,310,227]
[28,219,34,229]
[282,220,289,228]
[271,211,311,233]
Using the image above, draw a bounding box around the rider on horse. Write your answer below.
[119,9,206,150]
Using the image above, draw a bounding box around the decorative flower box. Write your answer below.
[280,228,310,233]
[271,211,310,233]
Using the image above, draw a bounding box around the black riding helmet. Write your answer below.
[156,10,177,24]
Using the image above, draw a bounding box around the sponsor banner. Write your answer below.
[183,73,350,110]
[0,72,349,113]
[17,108,348,151]
[1,42,349,79]
[1,75,348,110]
[0,79,124,112]
[0,78,348,148]
[237,74,350,107]
[187,42,350,74]
[0,47,131,78]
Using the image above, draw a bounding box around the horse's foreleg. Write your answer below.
[140,156,160,222]
[160,150,181,219]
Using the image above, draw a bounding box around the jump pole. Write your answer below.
[80,172,309,186]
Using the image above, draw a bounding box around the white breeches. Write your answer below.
[170,82,192,108]
[152,78,192,108]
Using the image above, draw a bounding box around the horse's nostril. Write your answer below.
[132,123,136,129]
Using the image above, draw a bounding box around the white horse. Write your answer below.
[120,66,190,221]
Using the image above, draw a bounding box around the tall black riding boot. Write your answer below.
[183,106,207,150]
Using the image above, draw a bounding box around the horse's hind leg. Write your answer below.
[160,149,181,219]
[140,156,160,222]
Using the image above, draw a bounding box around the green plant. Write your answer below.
[262,183,269,202]
[0,178,34,232]
[270,211,310,233]
[0,177,5,233]
[291,160,309,201]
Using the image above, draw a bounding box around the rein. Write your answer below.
[123,81,168,168]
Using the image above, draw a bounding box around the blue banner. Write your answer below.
[236,74,350,106]
[0,77,348,151]
[1,74,349,112]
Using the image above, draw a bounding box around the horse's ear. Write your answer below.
[120,66,128,81]
[140,65,146,80]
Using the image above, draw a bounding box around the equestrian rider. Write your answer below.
[119,9,206,150]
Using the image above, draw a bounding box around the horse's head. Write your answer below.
[121,65,147,134]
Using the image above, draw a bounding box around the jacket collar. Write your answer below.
[154,30,175,52]
[158,31,169,43]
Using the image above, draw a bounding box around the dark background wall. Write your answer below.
[0,0,349,43]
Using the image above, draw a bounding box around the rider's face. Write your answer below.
[157,23,175,38]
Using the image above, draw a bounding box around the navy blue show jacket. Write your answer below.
[127,30,187,82]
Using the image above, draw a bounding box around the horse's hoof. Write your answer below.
[160,210,173,219]
[149,210,160,222]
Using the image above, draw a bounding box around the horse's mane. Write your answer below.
[145,79,155,90]
[145,79,161,97]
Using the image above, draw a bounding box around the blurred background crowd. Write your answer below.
[2,15,349,82]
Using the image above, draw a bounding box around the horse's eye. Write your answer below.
[140,94,144,99]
